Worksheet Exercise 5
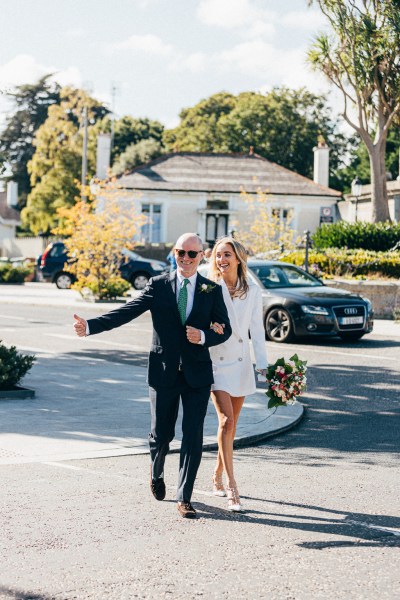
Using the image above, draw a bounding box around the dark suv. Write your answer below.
[36,242,167,290]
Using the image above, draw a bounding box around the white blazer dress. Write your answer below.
[209,279,268,396]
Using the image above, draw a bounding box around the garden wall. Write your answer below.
[325,279,400,320]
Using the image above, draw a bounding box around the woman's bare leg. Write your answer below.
[211,391,245,487]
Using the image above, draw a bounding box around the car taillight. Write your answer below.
[40,246,51,267]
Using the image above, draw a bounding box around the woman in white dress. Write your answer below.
[208,237,268,511]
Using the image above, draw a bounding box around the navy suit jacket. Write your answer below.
[87,271,232,389]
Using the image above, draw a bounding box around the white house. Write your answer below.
[0,186,21,256]
[340,179,400,223]
[106,149,342,246]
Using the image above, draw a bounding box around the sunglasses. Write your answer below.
[175,249,203,259]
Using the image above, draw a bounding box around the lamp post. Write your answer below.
[351,176,362,222]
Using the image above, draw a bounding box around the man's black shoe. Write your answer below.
[177,501,197,519]
[150,476,166,501]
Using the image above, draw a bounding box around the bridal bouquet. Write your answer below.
[266,354,307,408]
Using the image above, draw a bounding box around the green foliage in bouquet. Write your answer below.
[266,353,307,409]
[0,340,36,389]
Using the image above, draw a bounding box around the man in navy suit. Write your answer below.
[73,233,231,518]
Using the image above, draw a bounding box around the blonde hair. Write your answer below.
[209,236,249,298]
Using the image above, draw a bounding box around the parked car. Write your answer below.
[199,260,374,343]
[36,242,167,290]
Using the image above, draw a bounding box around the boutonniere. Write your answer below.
[199,283,216,293]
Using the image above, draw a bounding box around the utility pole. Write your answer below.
[110,82,119,152]
[81,105,88,201]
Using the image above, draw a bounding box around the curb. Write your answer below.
[168,402,305,454]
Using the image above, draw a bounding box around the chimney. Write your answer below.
[313,135,330,188]
[96,134,111,180]
[6,181,18,207]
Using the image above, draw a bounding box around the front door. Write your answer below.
[205,214,228,246]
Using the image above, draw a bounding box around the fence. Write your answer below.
[0,237,54,259]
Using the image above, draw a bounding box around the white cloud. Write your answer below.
[281,10,326,30]
[0,54,48,88]
[65,27,86,38]
[109,34,173,56]
[197,0,275,39]
[176,39,331,97]
[197,0,255,29]
[0,54,82,90]
[169,52,207,73]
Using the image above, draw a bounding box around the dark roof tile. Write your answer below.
[118,152,341,197]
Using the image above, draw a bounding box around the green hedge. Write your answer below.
[0,264,33,283]
[283,248,400,278]
[312,221,400,251]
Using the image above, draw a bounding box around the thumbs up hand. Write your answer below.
[73,314,87,337]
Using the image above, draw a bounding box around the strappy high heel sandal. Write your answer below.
[212,473,226,497]
[226,486,242,512]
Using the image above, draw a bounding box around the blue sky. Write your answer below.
[0,0,333,127]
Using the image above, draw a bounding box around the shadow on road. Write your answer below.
[67,348,149,368]
[0,586,56,600]
[258,362,399,456]
[194,499,400,549]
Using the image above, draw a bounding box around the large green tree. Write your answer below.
[163,88,350,181]
[92,114,164,164]
[0,75,61,207]
[308,0,400,222]
[22,87,109,235]
[112,138,163,176]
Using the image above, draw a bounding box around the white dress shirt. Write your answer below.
[176,271,205,345]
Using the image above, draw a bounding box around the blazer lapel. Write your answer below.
[220,279,242,337]
[166,270,182,324]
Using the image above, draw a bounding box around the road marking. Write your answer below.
[347,520,400,537]
[280,344,397,362]
[0,314,26,320]
[45,333,146,351]
[41,461,141,481]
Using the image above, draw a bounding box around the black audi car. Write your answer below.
[200,260,374,343]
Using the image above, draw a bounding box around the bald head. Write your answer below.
[174,232,204,278]
[175,233,203,251]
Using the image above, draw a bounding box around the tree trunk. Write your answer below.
[369,144,391,223]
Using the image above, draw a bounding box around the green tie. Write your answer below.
[178,278,189,325]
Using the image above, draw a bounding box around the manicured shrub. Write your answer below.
[283,249,400,279]
[312,221,400,251]
[0,264,33,283]
[0,341,36,389]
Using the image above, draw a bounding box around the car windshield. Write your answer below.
[249,264,322,289]
[122,248,141,261]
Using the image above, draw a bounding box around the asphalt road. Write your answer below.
[0,300,399,599]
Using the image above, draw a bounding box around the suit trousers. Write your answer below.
[148,372,210,502]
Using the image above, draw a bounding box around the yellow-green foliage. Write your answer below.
[234,188,300,255]
[283,248,400,279]
[53,180,145,299]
